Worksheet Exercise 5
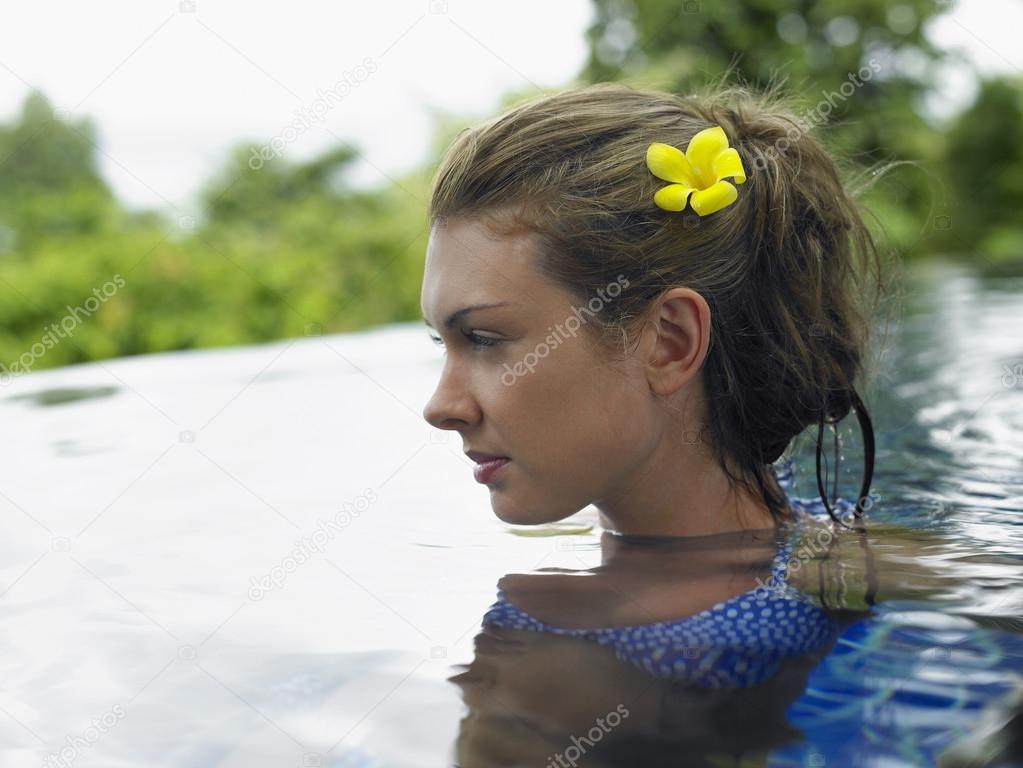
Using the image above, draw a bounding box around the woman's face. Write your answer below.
[420,214,665,526]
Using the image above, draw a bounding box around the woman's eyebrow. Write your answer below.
[421,301,513,329]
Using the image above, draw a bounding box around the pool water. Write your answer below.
[1,258,1021,766]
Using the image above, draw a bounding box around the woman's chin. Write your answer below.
[491,500,573,527]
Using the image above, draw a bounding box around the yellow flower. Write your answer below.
[645,126,747,216]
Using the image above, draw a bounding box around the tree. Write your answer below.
[945,76,1023,241]
[0,91,117,249]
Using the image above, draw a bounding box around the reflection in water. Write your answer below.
[451,624,826,766]
[6,384,119,406]
[447,466,863,765]
[481,514,854,690]
[448,464,1023,766]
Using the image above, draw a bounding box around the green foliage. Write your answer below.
[0,90,428,375]
[0,92,120,251]
[943,76,1023,269]
[976,227,1023,277]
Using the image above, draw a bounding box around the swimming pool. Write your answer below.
[1,257,1020,766]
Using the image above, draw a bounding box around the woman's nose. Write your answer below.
[422,361,481,430]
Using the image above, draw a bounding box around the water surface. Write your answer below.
[1,258,1021,766]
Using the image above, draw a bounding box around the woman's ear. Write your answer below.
[642,287,711,397]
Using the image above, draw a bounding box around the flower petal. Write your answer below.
[646,143,697,186]
[685,126,729,186]
[713,147,746,185]
[690,180,737,216]
[653,183,695,212]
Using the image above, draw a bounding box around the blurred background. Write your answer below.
[1,0,1022,375]
[4,3,1023,766]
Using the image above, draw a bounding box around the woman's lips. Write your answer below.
[473,458,510,484]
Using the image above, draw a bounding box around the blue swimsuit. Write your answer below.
[482,460,854,688]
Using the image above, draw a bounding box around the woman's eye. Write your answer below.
[427,332,501,350]
[463,331,502,349]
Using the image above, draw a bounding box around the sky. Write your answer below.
[0,0,1019,215]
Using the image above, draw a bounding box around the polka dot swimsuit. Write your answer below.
[482,461,851,688]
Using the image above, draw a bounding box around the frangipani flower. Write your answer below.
[645,126,747,216]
